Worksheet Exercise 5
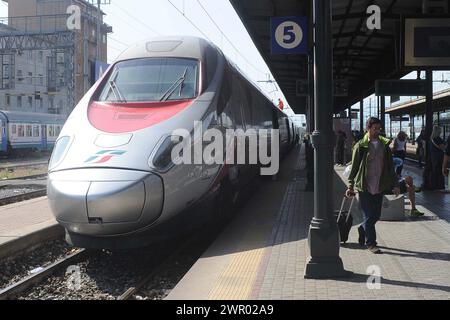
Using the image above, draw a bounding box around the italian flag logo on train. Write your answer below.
[84,150,127,164]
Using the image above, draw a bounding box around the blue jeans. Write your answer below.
[358,192,383,246]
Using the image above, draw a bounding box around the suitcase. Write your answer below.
[335,196,354,243]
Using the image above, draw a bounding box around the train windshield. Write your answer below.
[97,58,199,103]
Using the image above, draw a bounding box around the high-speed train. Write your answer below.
[48,36,297,249]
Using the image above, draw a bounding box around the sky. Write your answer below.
[101,0,302,122]
[1,0,450,127]
[0,0,303,124]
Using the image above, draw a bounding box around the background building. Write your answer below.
[0,0,111,116]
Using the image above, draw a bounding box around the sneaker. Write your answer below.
[357,226,366,247]
[410,209,424,217]
[368,245,382,254]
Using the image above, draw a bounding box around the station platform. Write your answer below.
[0,197,60,260]
[167,144,450,300]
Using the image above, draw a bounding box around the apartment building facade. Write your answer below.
[0,0,111,116]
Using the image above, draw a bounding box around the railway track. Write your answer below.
[0,249,88,300]
[1,174,48,182]
[117,233,202,300]
[0,161,48,171]
[0,189,47,207]
[0,219,225,300]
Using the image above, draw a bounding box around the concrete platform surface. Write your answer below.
[167,145,450,300]
[0,197,60,260]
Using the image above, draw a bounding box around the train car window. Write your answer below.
[230,73,244,129]
[33,125,40,137]
[12,125,16,135]
[240,79,253,129]
[49,126,54,137]
[26,125,32,137]
[18,125,24,137]
[204,48,218,89]
[217,66,231,115]
[56,126,61,136]
[96,58,199,103]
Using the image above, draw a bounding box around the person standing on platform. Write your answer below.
[278,98,284,111]
[441,134,450,183]
[346,117,400,254]
[392,131,407,176]
[430,126,445,190]
[416,129,425,168]
[336,130,347,165]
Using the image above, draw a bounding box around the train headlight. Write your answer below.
[49,136,72,170]
[150,135,183,172]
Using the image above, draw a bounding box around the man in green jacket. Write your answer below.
[346,117,400,254]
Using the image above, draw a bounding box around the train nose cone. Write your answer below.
[87,180,145,223]
[48,169,163,236]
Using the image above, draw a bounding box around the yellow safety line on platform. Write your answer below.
[208,247,266,300]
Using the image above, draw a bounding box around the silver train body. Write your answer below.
[48,36,297,249]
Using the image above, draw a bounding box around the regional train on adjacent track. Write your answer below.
[47,36,298,249]
[0,111,66,156]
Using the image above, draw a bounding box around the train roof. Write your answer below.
[116,36,215,62]
[0,111,66,124]
[115,36,288,118]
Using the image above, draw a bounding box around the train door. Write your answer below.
[286,118,291,147]
[41,125,47,151]
[1,120,6,153]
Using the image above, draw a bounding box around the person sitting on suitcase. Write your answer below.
[391,157,424,217]
[346,117,400,254]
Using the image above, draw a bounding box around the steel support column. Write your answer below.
[423,69,433,188]
[381,96,386,135]
[390,118,393,138]
[308,54,315,132]
[304,0,350,279]
[360,99,364,134]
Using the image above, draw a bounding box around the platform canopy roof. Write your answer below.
[387,88,450,116]
[230,0,431,115]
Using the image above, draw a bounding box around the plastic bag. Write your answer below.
[343,165,352,178]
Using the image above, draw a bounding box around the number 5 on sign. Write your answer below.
[276,22,303,48]
[271,16,308,55]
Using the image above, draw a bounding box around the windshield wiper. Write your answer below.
[106,68,127,103]
[159,67,188,102]
[109,79,127,103]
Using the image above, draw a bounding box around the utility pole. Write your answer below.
[94,0,111,62]
[97,0,101,61]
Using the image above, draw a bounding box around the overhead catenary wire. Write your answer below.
[108,36,130,48]
[104,5,161,43]
[111,1,162,36]
[166,0,212,42]
[193,0,283,104]
[194,0,268,78]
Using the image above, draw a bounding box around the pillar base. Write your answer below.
[304,218,352,279]
[304,257,353,279]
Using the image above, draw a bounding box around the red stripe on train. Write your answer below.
[88,100,194,134]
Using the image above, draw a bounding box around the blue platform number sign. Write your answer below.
[271,16,308,55]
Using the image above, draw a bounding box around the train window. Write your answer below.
[33,125,40,137]
[12,125,16,135]
[217,66,231,114]
[26,125,32,137]
[96,58,199,103]
[56,126,61,136]
[49,126,54,137]
[204,48,218,88]
[18,125,24,137]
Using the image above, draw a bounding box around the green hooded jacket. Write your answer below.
[348,133,399,193]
